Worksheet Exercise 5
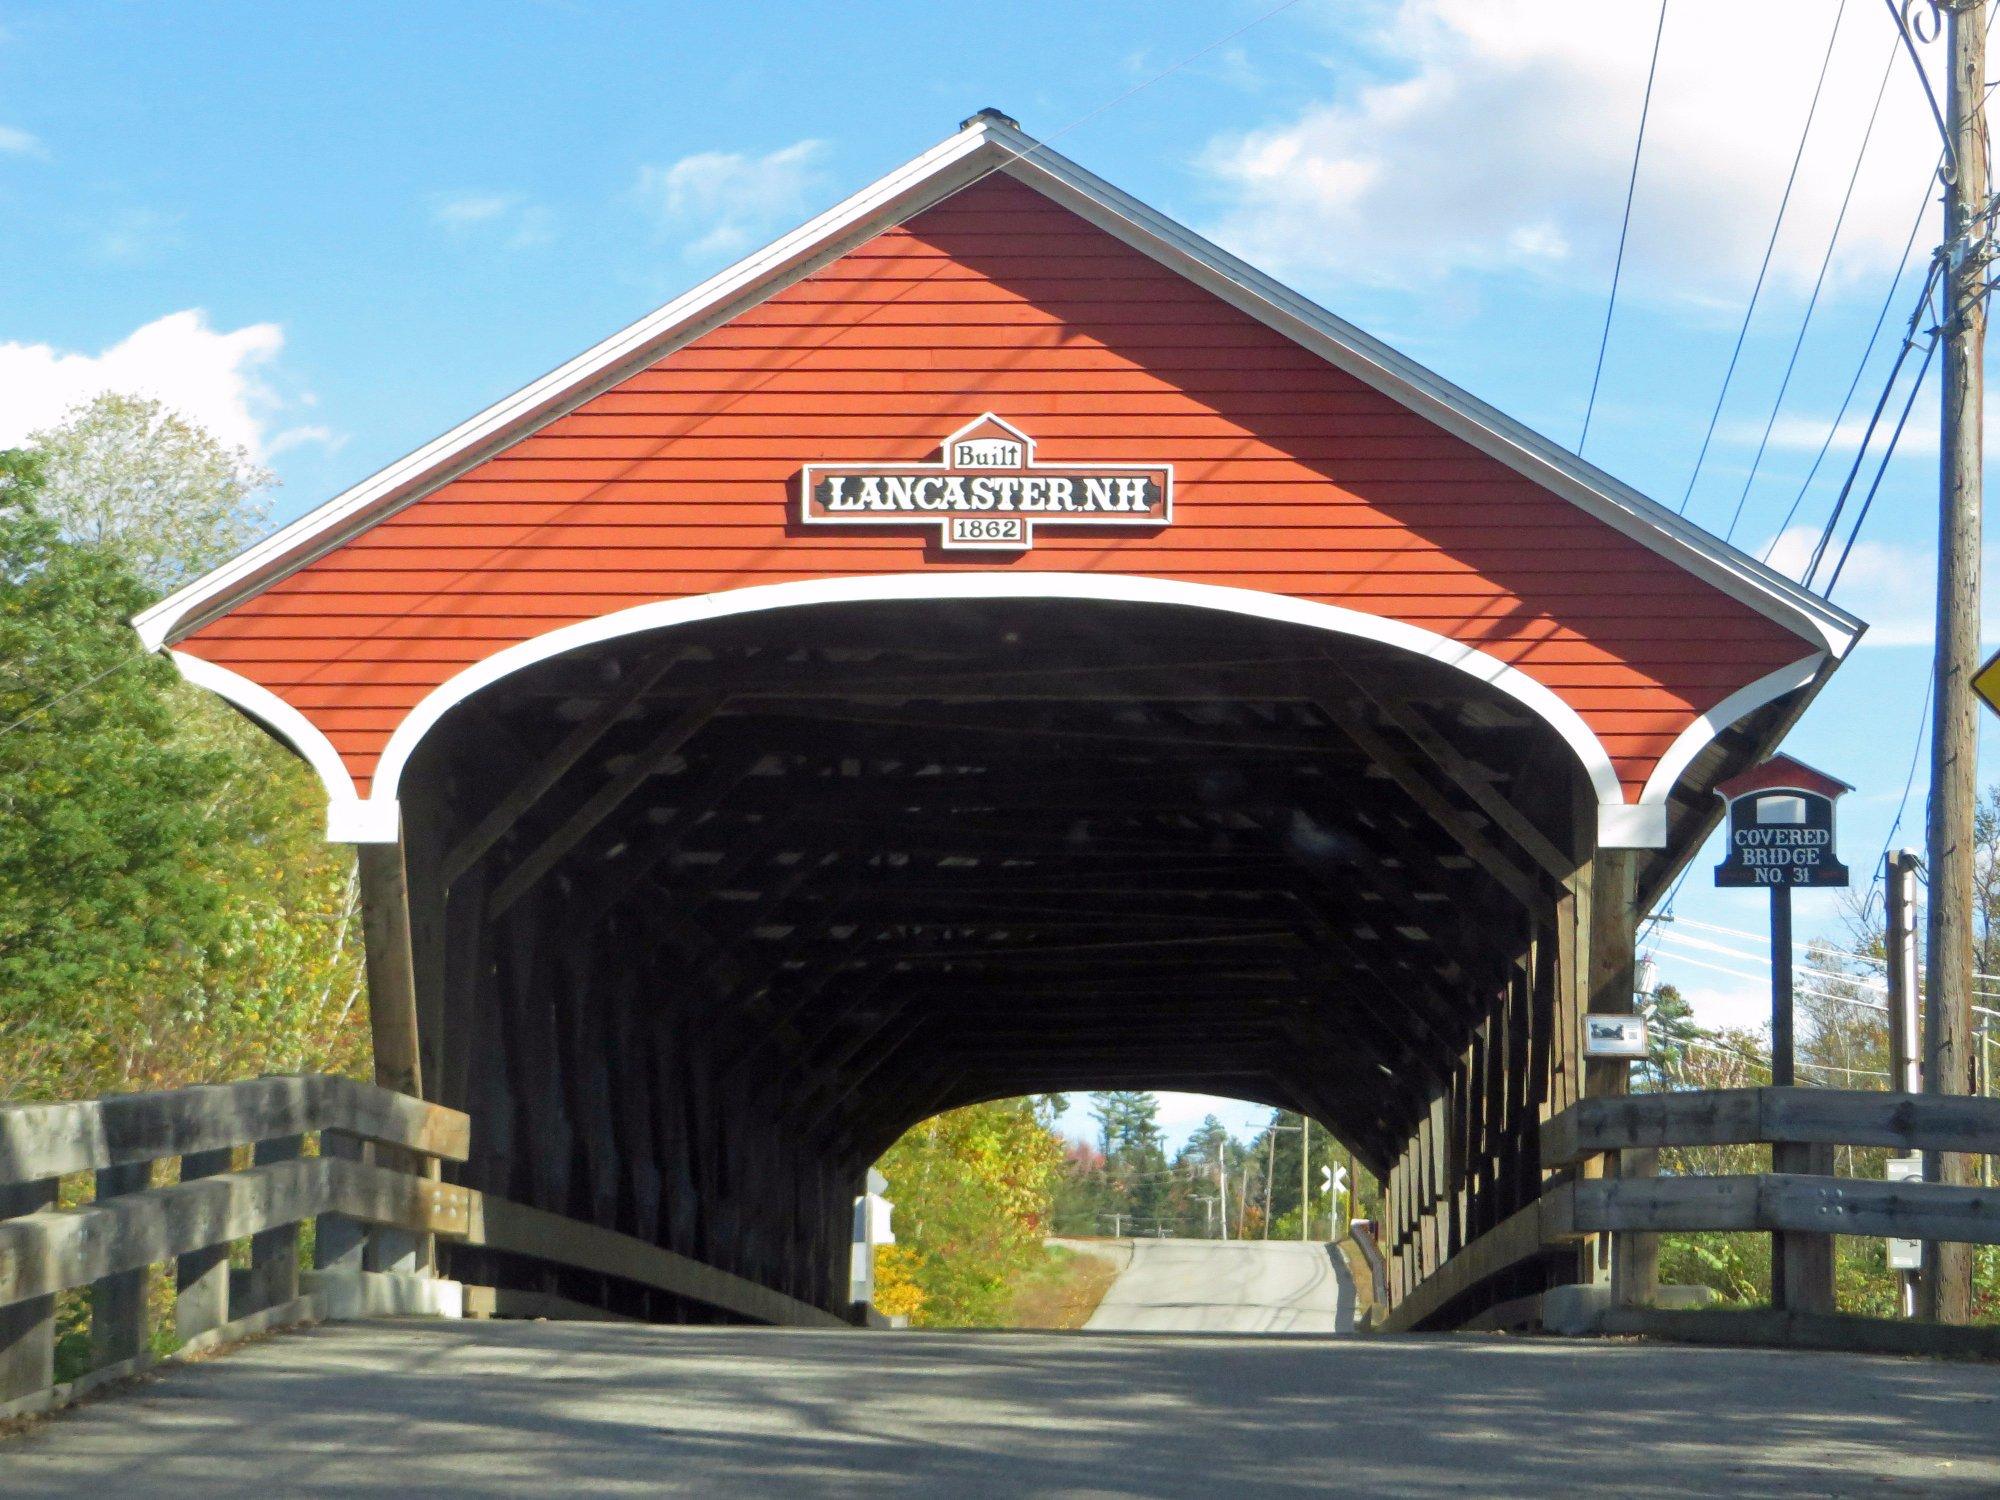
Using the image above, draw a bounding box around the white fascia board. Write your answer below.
[133,122,1013,651]
[981,123,1865,662]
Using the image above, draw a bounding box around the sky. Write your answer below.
[5,0,1993,1150]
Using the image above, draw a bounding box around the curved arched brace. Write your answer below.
[172,573,1662,847]
[169,652,394,842]
[356,574,1633,839]
[1634,652,1829,839]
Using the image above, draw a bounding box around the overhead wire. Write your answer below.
[1724,31,1901,543]
[1579,0,1670,456]
[1678,0,1849,517]
[1760,172,1937,566]
[1823,331,1940,591]
[1802,257,1944,586]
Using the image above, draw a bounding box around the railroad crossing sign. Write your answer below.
[1974,647,2000,718]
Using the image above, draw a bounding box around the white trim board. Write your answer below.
[134,113,1864,663]
[180,571,1719,850]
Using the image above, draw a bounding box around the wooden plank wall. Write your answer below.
[178,175,1813,803]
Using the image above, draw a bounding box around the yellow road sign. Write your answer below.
[1976,649,2000,718]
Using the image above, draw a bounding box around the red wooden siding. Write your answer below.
[180,175,1815,798]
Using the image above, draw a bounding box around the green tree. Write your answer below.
[0,430,365,1103]
[27,393,270,591]
[872,1095,1067,1326]
[0,450,235,1042]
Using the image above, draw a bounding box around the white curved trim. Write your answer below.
[168,651,397,842]
[364,573,1629,815]
[1638,653,1829,813]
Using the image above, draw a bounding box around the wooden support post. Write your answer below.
[175,1148,234,1342]
[1587,845,1649,1300]
[358,837,424,1101]
[89,1161,150,1369]
[0,1178,57,1402]
[357,835,433,1273]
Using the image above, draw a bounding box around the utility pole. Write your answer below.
[1217,1143,1230,1240]
[1925,0,1987,1327]
[1887,849,1923,1097]
[1263,1123,1278,1240]
[1300,1122,1310,1242]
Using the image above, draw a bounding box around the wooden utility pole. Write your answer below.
[1924,0,1987,1326]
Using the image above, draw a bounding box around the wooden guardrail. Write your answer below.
[1377,1088,2000,1338]
[0,1074,470,1419]
[1545,1087,2000,1323]
[0,1073,852,1420]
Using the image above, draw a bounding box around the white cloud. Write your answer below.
[1199,1,1940,299]
[93,207,184,264]
[1758,525,2000,647]
[429,191,553,247]
[0,124,41,156]
[431,191,516,227]
[0,310,328,462]
[631,139,826,260]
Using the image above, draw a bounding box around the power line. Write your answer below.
[1724,31,1901,543]
[1802,259,1943,586]
[1579,0,1669,456]
[1678,0,1848,517]
[1761,171,1937,567]
[1823,331,1940,591]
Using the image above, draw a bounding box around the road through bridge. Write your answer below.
[8,1320,2000,1496]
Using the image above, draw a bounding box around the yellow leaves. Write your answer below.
[870,1245,926,1320]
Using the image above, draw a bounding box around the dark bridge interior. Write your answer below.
[391,598,1792,1318]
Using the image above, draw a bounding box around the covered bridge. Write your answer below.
[136,111,1859,1326]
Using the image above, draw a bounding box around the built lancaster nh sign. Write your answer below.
[799,414,1172,551]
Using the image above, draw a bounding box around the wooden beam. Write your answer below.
[358,838,424,1099]
[444,651,684,885]
[489,693,723,916]
[1355,686,1574,883]
[1317,699,1550,916]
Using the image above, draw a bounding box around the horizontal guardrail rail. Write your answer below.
[0,1074,471,1420]
[1542,1087,2000,1168]
[1378,1088,2000,1338]
[0,1073,851,1420]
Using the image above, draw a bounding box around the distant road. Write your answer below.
[1079,1238,1353,1333]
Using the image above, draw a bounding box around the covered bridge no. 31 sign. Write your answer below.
[1713,755,1851,890]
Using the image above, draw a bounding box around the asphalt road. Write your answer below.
[7,1320,2000,1496]
[1080,1238,1353,1333]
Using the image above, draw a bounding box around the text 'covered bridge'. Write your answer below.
[137,111,1859,1329]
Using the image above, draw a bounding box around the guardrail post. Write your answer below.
[1772,1140,1835,1315]
[237,1135,305,1315]
[314,1130,369,1275]
[1610,1146,1659,1308]
[0,1178,57,1401]
[175,1148,234,1342]
[89,1162,152,1368]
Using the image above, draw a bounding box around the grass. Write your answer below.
[1001,1244,1121,1329]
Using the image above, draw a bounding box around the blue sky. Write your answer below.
[3,1,1990,1149]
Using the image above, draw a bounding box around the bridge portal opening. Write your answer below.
[388,596,1606,1317]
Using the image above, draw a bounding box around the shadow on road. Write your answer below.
[4,1319,1999,1497]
